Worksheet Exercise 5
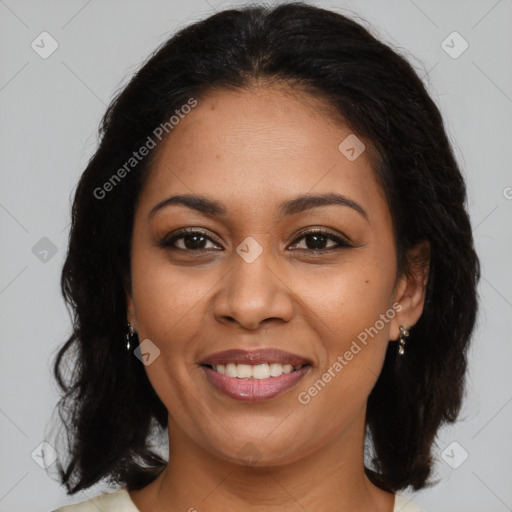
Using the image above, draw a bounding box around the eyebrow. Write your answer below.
[148,192,368,221]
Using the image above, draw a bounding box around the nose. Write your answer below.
[212,240,294,331]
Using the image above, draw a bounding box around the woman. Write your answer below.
[48,2,480,511]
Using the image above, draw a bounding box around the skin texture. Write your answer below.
[126,84,429,512]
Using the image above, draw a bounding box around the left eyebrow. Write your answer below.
[277,192,368,221]
[148,192,368,222]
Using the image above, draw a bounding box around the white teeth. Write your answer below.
[225,363,237,377]
[269,363,282,377]
[252,363,271,379]
[282,364,294,374]
[236,364,252,378]
[211,362,305,379]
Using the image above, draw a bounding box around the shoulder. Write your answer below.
[51,488,139,512]
[394,493,423,512]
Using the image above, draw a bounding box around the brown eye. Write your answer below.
[288,229,352,252]
[159,229,222,251]
[158,227,352,254]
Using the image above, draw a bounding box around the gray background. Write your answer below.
[1,0,511,511]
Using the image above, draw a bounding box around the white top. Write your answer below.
[52,487,422,511]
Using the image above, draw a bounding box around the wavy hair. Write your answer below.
[51,1,480,495]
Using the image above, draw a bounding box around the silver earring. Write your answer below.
[398,325,410,356]
[126,322,137,351]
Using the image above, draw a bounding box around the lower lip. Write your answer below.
[201,365,311,401]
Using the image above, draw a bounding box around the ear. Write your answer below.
[125,280,137,329]
[389,240,430,340]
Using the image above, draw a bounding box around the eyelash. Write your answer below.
[158,227,353,254]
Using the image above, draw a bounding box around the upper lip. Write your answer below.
[200,348,312,367]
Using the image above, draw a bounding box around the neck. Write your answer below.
[129,408,394,512]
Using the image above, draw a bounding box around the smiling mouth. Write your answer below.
[201,362,312,401]
[202,362,310,379]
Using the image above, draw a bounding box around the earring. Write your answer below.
[126,322,137,351]
[398,325,410,356]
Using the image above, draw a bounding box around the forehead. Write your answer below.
[137,85,387,223]
[159,85,354,166]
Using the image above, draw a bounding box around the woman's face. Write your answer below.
[127,85,420,466]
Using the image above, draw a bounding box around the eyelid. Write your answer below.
[292,226,353,246]
[160,227,224,249]
[159,226,354,252]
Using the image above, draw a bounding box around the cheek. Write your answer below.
[129,250,212,410]
[296,252,397,392]
[295,253,396,338]
[131,240,397,353]
[130,230,205,325]
[292,272,396,438]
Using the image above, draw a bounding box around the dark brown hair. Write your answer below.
[50,1,480,495]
